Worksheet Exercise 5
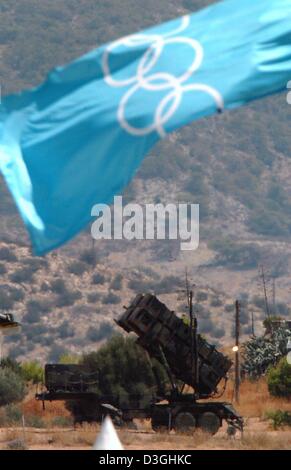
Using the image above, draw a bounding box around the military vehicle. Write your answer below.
[36,294,243,434]
[0,313,20,330]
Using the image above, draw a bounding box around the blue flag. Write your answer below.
[1,0,291,255]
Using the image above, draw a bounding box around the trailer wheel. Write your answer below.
[174,412,196,434]
[198,412,220,435]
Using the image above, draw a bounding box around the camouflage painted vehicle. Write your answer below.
[37,294,243,434]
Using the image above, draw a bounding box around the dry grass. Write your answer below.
[221,378,291,418]
[1,378,291,450]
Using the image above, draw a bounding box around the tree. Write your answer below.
[67,336,167,421]
[21,361,44,384]
[267,357,291,398]
[0,367,25,406]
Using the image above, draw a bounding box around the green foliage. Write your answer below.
[110,274,123,290]
[50,278,67,294]
[0,357,22,375]
[67,260,88,275]
[267,357,291,398]
[0,262,7,275]
[22,257,48,272]
[103,292,121,304]
[266,410,291,429]
[21,361,43,384]
[0,246,17,262]
[86,322,113,342]
[196,291,208,302]
[56,288,82,307]
[0,404,22,426]
[87,292,101,303]
[58,320,75,339]
[58,353,80,364]
[263,316,283,332]
[92,273,106,285]
[10,266,35,283]
[209,239,263,270]
[51,415,74,427]
[25,414,46,428]
[79,249,99,267]
[210,296,223,307]
[0,367,25,407]
[68,336,167,420]
[0,284,25,310]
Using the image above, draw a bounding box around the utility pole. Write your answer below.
[251,310,255,337]
[272,277,276,315]
[189,290,199,390]
[234,300,240,404]
[260,265,270,319]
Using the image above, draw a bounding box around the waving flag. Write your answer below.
[0,0,291,255]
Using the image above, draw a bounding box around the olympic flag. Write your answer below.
[1,0,291,255]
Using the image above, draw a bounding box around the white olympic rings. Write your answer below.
[102,15,224,138]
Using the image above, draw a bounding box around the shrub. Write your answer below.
[48,345,68,362]
[25,415,46,428]
[196,291,208,302]
[0,285,25,310]
[0,246,17,262]
[92,273,106,285]
[199,318,214,334]
[209,239,263,270]
[87,292,101,304]
[10,266,35,283]
[267,357,291,398]
[21,361,43,384]
[51,415,73,427]
[22,257,48,272]
[27,298,51,315]
[5,439,28,450]
[103,292,121,304]
[50,278,67,295]
[80,249,99,267]
[67,336,167,420]
[252,296,266,310]
[67,260,88,275]
[110,274,123,290]
[0,367,25,406]
[212,327,225,339]
[0,357,22,375]
[58,320,75,339]
[24,309,41,324]
[56,289,82,307]
[224,304,234,312]
[0,289,14,310]
[2,404,22,425]
[266,410,291,429]
[24,324,47,342]
[0,262,7,275]
[86,322,113,342]
[210,296,223,307]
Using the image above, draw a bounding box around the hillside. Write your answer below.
[1,0,291,361]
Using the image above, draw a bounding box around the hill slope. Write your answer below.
[0,0,291,360]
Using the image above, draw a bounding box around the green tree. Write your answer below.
[267,357,291,398]
[21,361,44,384]
[67,335,167,421]
[0,368,25,407]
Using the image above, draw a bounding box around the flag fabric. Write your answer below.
[0,0,291,255]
